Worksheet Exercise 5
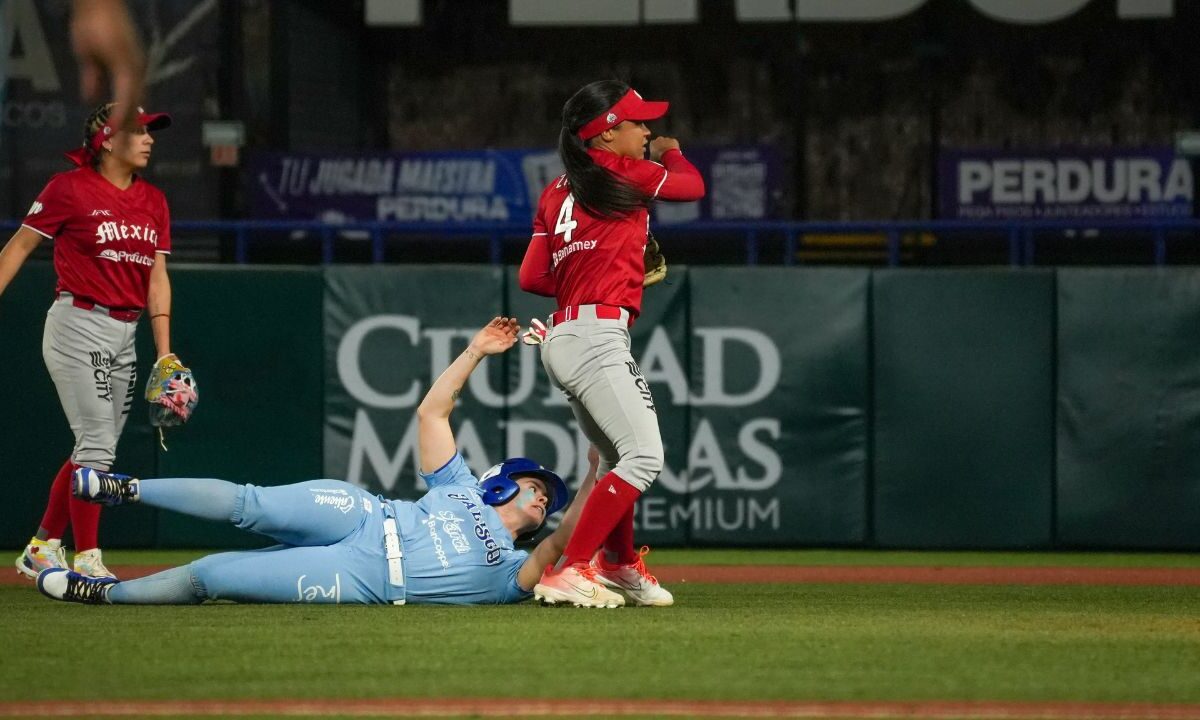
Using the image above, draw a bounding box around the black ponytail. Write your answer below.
[558,80,651,219]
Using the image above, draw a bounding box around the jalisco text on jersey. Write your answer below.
[447,493,502,565]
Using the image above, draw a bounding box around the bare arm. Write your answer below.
[72,0,145,130]
[146,253,171,358]
[416,317,519,474]
[0,226,45,300]
[517,445,600,590]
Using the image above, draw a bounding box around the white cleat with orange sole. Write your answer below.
[591,546,674,607]
[534,563,624,608]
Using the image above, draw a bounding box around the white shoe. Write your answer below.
[534,563,624,608]
[15,538,68,580]
[73,548,117,580]
[591,546,674,607]
[37,568,115,604]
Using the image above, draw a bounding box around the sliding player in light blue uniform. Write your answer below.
[37,317,618,607]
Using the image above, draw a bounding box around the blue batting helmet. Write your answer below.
[478,458,569,516]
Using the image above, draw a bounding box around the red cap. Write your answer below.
[577,88,669,141]
[65,107,172,167]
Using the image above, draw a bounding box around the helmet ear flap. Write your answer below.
[479,475,519,507]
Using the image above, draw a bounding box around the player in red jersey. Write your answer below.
[0,102,180,580]
[518,80,705,607]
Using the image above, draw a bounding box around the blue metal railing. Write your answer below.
[9,218,1199,266]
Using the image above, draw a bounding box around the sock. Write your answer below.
[138,478,240,522]
[68,484,102,552]
[38,459,75,539]
[561,471,642,567]
[601,505,639,565]
[107,565,204,605]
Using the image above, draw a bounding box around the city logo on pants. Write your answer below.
[625,360,656,413]
[89,351,112,402]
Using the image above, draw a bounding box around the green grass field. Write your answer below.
[2,550,1198,718]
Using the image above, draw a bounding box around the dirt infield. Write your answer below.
[6,563,1200,587]
[4,698,1200,718]
[655,565,1200,586]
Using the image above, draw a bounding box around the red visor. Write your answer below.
[577,89,669,141]
[64,108,172,167]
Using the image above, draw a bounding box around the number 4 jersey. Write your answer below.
[519,147,704,318]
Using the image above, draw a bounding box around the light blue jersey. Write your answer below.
[394,454,531,605]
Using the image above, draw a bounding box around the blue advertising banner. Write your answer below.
[248,146,782,224]
[938,148,1193,220]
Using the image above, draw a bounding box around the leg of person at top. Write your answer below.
[534,320,670,606]
[36,300,128,579]
[14,458,74,579]
[569,394,674,607]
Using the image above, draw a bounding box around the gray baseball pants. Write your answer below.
[42,295,138,471]
[539,305,663,492]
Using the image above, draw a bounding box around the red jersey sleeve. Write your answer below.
[609,150,705,202]
[519,210,556,297]
[655,148,706,201]
[22,174,75,239]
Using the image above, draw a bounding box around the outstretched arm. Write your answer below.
[517,445,600,590]
[416,317,519,474]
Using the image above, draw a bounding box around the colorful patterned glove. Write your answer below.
[145,353,199,427]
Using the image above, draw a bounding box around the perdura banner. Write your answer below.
[938,147,1193,220]
[324,266,869,545]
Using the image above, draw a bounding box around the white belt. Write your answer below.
[383,516,406,606]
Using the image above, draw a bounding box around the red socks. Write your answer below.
[601,505,639,565]
[38,459,75,539]
[561,471,642,567]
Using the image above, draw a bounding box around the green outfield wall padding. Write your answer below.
[154,267,325,548]
[1057,270,1200,549]
[688,268,869,545]
[9,264,1200,552]
[872,270,1055,548]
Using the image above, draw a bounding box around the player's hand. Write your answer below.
[649,136,681,163]
[470,317,520,356]
[71,0,145,130]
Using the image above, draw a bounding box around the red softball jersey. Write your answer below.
[22,167,171,310]
[519,147,704,318]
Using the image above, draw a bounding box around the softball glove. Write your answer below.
[644,232,667,287]
[145,354,199,427]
